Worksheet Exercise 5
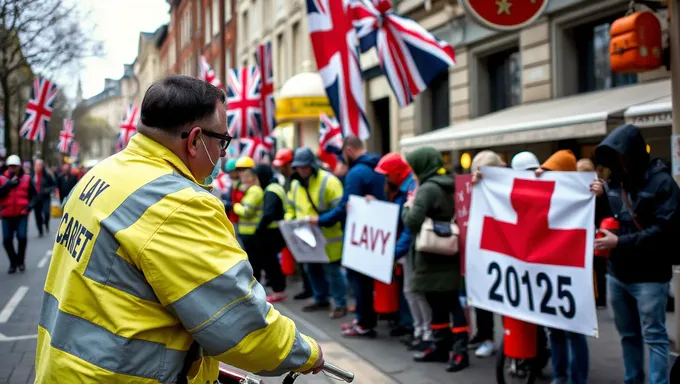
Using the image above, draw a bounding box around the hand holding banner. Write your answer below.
[278,220,329,263]
[342,195,399,284]
[465,167,598,336]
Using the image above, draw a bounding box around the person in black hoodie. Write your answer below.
[310,135,386,338]
[254,164,288,303]
[593,124,677,384]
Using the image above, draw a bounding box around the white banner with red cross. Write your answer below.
[465,166,599,337]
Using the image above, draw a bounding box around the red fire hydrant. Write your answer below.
[595,217,620,258]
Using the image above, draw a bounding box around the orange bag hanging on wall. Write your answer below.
[374,279,400,314]
[610,11,662,73]
[280,247,296,276]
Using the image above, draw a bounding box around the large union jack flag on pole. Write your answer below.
[255,41,276,138]
[239,136,275,164]
[227,67,262,139]
[319,113,343,155]
[57,119,75,154]
[20,77,58,142]
[116,104,139,152]
[306,0,370,140]
[200,55,223,89]
[351,0,456,107]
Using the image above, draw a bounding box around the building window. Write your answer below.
[225,0,232,22]
[214,57,221,81]
[250,0,259,41]
[558,12,637,96]
[292,21,300,73]
[242,11,249,47]
[212,0,219,37]
[475,46,521,116]
[276,32,285,85]
[225,49,231,77]
[205,5,211,44]
[430,70,450,130]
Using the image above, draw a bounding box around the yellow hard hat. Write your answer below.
[235,156,255,169]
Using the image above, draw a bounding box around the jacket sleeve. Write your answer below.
[233,187,264,219]
[256,191,282,234]
[617,174,679,250]
[285,186,296,220]
[394,227,413,260]
[0,179,15,198]
[42,172,57,196]
[27,180,40,210]
[318,173,352,227]
[402,185,430,234]
[140,195,320,375]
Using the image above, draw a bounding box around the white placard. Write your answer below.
[466,166,599,337]
[278,220,329,263]
[342,195,399,284]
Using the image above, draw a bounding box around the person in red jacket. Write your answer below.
[0,155,38,274]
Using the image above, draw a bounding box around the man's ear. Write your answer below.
[186,127,201,157]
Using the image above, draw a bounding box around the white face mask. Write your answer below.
[200,137,221,184]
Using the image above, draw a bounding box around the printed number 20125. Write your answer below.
[487,262,576,319]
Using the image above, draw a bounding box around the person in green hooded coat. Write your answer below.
[401,146,469,373]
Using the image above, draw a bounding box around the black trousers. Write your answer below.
[255,228,287,293]
[2,216,28,267]
[34,198,51,234]
[425,291,468,331]
[475,308,495,340]
[347,269,377,329]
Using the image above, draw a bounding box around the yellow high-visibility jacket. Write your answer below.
[285,169,344,262]
[233,185,264,235]
[35,133,319,384]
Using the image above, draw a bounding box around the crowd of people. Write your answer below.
[0,156,84,273]
[220,123,679,383]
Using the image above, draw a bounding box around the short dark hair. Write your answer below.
[342,135,364,151]
[139,75,226,134]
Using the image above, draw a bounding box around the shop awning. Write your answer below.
[624,94,672,128]
[400,79,671,152]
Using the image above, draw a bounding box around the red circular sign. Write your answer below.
[461,0,550,32]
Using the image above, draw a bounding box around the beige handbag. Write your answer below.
[415,217,459,256]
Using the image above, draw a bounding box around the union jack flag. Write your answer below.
[255,41,276,137]
[69,141,80,157]
[306,0,370,140]
[57,119,75,154]
[227,67,262,139]
[200,55,223,89]
[212,171,231,194]
[351,0,456,107]
[239,136,275,164]
[20,77,58,142]
[319,113,343,155]
[116,105,139,152]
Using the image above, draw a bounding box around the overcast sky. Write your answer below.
[60,0,170,100]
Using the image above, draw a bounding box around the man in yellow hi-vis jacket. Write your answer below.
[286,147,347,319]
[35,75,323,384]
[233,162,264,284]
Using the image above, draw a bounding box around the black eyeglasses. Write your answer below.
[181,128,232,151]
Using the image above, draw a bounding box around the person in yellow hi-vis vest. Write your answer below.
[233,157,263,279]
[286,147,347,319]
[35,75,323,384]
[254,164,288,303]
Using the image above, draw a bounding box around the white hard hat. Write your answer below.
[511,151,540,171]
[6,154,21,166]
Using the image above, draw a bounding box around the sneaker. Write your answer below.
[293,291,313,300]
[18,264,25,272]
[341,319,358,331]
[342,325,377,338]
[475,340,495,358]
[302,302,330,312]
[329,307,347,319]
[468,333,485,348]
[266,293,287,303]
[7,266,16,274]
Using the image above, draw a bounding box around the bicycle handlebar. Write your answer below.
[321,362,354,382]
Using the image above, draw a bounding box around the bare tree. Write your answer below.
[0,0,102,154]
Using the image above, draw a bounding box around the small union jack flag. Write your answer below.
[200,55,223,89]
[351,0,456,107]
[319,113,343,155]
[239,136,275,164]
[227,66,262,139]
[255,41,276,137]
[20,77,58,142]
[57,119,75,154]
[69,141,80,157]
[116,105,139,152]
[212,171,231,194]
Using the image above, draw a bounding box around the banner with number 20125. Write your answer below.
[465,166,598,337]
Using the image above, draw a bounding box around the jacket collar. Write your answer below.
[399,173,415,193]
[124,133,212,190]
